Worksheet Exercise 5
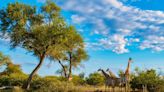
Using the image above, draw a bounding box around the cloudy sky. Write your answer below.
[0,0,164,76]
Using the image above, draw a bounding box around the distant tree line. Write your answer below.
[0,52,163,92]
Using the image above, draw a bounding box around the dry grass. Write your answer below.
[74,86,129,92]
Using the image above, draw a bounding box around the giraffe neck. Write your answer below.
[125,61,131,75]
[101,70,110,78]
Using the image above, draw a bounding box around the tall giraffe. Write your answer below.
[124,58,132,82]
[124,57,133,92]
[98,68,115,92]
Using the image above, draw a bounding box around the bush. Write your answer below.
[71,75,86,85]
[130,69,164,92]
[86,72,105,86]
[29,76,82,92]
[0,73,27,87]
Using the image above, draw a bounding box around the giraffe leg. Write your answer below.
[109,86,111,92]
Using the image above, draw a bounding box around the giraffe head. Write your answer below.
[106,68,110,72]
[98,68,102,72]
[128,57,133,63]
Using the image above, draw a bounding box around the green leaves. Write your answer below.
[86,72,105,86]
[0,1,88,86]
[41,1,61,14]
[0,52,11,66]
[0,1,67,57]
[130,68,164,91]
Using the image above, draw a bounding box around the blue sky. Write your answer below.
[0,0,164,76]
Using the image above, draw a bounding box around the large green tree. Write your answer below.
[50,26,88,80]
[64,27,88,80]
[0,1,68,89]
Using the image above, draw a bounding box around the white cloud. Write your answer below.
[140,36,164,51]
[148,25,160,31]
[130,38,140,42]
[105,0,123,8]
[99,34,129,54]
[117,29,131,35]
[71,15,86,24]
[85,42,103,51]
[56,0,164,53]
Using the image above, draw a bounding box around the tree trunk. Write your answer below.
[58,60,67,78]
[22,54,45,90]
[68,52,72,81]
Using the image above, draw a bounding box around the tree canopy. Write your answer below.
[0,52,11,66]
[130,68,164,92]
[0,1,88,89]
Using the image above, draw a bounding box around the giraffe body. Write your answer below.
[98,69,115,91]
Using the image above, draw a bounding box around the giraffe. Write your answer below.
[124,57,133,92]
[98,68,115,92]
[106,68,123,92]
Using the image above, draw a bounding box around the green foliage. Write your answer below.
[0,1,67,65]
[49,26,89,79]
[118,69,124,78]
[71,75,86,85]
[0,75,83,92]
[86,72,105,86]
[0,0,88,87]
[0,74,27,87]
[4,63,24,74]
[29,76,81,92]
[0,62,27,87]
[0,52,11,66]
[79,72,85,79]
[130,68,164,92]
[0,1,75,89]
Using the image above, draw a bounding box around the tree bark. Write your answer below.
[68,52,72,81]
[22,54,45,90]
[58,60,67,78]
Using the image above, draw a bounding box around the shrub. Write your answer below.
[86,72,105,86]
[130,69,164,92]
[0,73,27,87]
[30,76,81,92]
[71,75,86,85]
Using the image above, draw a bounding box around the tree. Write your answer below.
[0,54,27,87]
[49,43,69,78]
[130,68,164,92]
[0,52,11,66]
[49,26,88,80]
[3,63,23,75]
[64,27,88,80]
[55,66,68,77]
[86,72,105,86]
[0,1,68,89]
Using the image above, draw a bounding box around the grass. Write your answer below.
[0,86,132,92]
